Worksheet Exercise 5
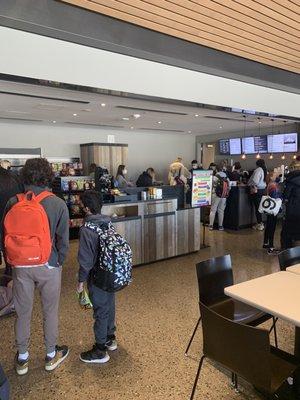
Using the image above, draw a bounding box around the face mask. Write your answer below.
[123,169,127,175]
[192,164,198,169]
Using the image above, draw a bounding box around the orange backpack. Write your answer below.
[4,191,54,267]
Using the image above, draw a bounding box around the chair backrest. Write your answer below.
[196,255,233,306]
[200,302,271,391]
[278,246,300,271]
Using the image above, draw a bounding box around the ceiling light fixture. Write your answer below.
[281,154,286,160]
[133,114,141,119]
[194,114,199,117]
[122,117,130,121]
[101,103,106,107]
[157,121,162,124]
[293,154,297,160]
[219,126,223,129]
[269,154,274,160]
[188,130,192,134]
[256,153,261,159]
[130,126,134,129]
[73,113,77,116]
[52,120,56,123]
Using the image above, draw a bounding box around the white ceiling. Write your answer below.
[0,79,297,136]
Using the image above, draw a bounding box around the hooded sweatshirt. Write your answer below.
[78,213,111,283]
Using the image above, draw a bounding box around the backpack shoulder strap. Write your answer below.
[16,193,25,202]
[35,191,55,203]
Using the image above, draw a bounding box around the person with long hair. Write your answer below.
[248,159,267,231]
[115,165,134,188]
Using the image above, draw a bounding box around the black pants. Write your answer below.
[281,220,295,250]
[264,215,277,248]
[250,189,265,224]
[88,283,116,346]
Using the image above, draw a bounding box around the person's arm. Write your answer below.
[77,228,98,284]
[249,168,261,186]
[55,202,70,266]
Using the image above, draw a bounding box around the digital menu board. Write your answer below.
[267,133,298,153]
[242,136,268,154]
[191,170,213,207]
[229,138,242,155]
[219,138,241,155]
[219,139,230,155]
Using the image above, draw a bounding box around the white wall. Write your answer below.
[0,121,196,182]
[0,27,300,117]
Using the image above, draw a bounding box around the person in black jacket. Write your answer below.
[77,190,116,365]
[0,165,24,275]
[281,160,300,249]
[136,167,155,187]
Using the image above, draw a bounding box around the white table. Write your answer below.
[287,264,300,275]
[225,271,300,395]
[225,271,300,326]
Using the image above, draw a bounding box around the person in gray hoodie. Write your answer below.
[77,190,117,364]
[2,158,69,376]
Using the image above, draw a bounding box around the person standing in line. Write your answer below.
[2,158,70,376]
[115,165,134,188]
[136,167,156,187]
[263,171,281,255]
[77,190,117,364]
[0,164,24,276]
[248,159,267,231]
[209,164,230,231]
[281,159,300,249]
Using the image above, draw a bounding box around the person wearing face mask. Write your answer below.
[115,165,134,188]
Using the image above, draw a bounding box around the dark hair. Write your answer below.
[146,167,155,174]
[208,162,217,170]
[256,159,267,181]
[80,190,102,214]
[191,160,198,164]
[234,162,241,170]
[89,163,97,173]
[116,164,126,177]
[21,158,54,187]
[0,167,20,191]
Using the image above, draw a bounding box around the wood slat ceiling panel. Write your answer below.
[59,0,300,74]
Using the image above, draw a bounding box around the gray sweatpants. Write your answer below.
[12,266,62,354]
[209,195,227,227]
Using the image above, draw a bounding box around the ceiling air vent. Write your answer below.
[116,106,188,116]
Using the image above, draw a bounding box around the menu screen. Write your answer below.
[229,138,242,155]
[242,136,267,154]
[219,139,230,155]
[219,138,241,155]
[267,133,298,153]
[191,170,213,207]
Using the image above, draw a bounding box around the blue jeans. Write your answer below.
[88,284,116,345]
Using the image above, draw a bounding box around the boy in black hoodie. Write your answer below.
[77,190,117,364]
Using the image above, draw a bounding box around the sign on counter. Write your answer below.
[191,170,213,207]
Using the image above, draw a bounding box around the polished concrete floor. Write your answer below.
[0,227,295,400]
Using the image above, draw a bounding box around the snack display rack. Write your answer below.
[52,176,95,239]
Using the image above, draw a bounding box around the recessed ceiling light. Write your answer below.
[73,113,77,116]
[101,103,106,107]
[122,117,130,121]
[194,114,199,117]
[133,113,141,119]
[219,126,223,129]
[188,130,192,134]
[130,126,134,129]
[157,121,162,124]
[52,120,56,123]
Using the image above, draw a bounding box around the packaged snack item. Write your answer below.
[77,288,93,310]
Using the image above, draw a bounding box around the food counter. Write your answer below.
[102,198,201,266]
[223,186,256,230]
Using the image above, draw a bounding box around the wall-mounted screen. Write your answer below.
[267,133,298,153]
[242,136,267,154]
[229,138,242,155]
[219,139,230,155]
[219,138,241,155]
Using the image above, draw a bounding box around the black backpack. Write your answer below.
[215,175,230,198]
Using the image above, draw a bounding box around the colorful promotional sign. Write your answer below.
[191,170,213,207]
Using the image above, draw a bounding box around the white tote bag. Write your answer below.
[258,196,282,216]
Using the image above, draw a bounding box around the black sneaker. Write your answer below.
[263,243,270,249]
[45,345,69,372]
[80,345,110,364]
[268,248,280,256]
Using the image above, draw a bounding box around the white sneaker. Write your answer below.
[252,224,258,230]
[257,223,265,231]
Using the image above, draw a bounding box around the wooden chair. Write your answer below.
[190,302,300,400]
[185,255,277,356]
[278,246,300,271]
